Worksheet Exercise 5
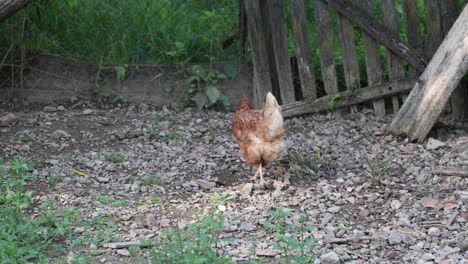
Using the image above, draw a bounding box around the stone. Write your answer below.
[96,177,110,183]
[146,214,157,228]
[426,138,446,150]
[388,232,404,245]
[83,109,93,115]
[197,180,216,190]
[427,227,440,237]
[390,200,402,210]
[52,129,71,139]
[0,113,17,126]
[320,251,340,264]
[159,219,171,228]
[43,106,57,112]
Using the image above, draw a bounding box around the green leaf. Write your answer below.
[205,86,221,104]
[115,66,126,81]
[223,63,238,79]
[194,92,208,110]
[66,0,78,8]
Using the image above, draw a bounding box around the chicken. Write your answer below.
[231,92,287,187]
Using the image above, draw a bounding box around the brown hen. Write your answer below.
[231,92,286,187]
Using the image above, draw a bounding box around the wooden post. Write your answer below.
[389,5,468,142]
[381,0,405,114]
[336,4,361,113]
[360,0,385,117]
[402,0,424,78]
[244,0,273,107]
[289,0,317,100]
[266,0,296,104]
[0,0,32,22]
[440,0,466,120]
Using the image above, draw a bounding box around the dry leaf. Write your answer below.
[442,202,457,210]
[360,209,370,217]
[420,197,440,208]
[73,170,86,176]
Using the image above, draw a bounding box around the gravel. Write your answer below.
[0,102,467,263]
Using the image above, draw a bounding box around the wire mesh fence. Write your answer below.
[0,0,240,65]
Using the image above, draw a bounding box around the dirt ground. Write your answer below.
[0,101,467,263]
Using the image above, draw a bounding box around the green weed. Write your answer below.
[48,173,62,186]
[186,65,230,110]
[263,208,316,263]
[0,156,79,263]
[141,175,161,186]
[209,192,237,208]
[363,157,392,182]
[104,152,125,163]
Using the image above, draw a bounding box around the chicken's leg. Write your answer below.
[249,164,261,182]
[258,164,266,188]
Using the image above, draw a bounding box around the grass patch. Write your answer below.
[97,195,128,206]
[104,152,125,163]
[263,208,316,263]
[141,175,161,186]
[47,173,62,186]
[287,149,332,177]
[363,157,392,183]
[0,156,79,263]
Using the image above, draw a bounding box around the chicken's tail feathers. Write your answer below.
[263,92,284,139]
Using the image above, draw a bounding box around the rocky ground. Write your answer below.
[0,102,467,264]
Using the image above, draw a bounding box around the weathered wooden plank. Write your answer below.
[402,0,424,78]
[244,0,273,107]
[289,0,317,100]
[440,0,465,120]
[336,7,361,113]
[424,0,443,58]
[382,0,405,114]
[325,0,426,72]
[359,0,385,117]
[267,0,295,104]
[0,0,32,22]
[389,4,468,142]
[313,0,339,96]
[282,78,417,118]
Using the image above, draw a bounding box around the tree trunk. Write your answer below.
[0,0,32,22]
[389,4,468,143]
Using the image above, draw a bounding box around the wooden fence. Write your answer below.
[244,0,466,118]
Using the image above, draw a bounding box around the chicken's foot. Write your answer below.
[249,164,266,188]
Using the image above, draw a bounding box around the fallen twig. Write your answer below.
[324,236,373,244]
[434,168,468,178]
[103,241,154,249]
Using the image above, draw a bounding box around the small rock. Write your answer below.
[43,106,57,112]
[426,138,446,150]
[320,251,340,264]
[241,183,253,194]
[390,200,402,210]
[359,209,370,217]
[427,227,440,237]
[387,250,398,259]
[83,109,93,115]
[57,105,65,111]
[159,121,170,130]
[160,219,171,228]
[388,232,404,245]
[74,226,86,234]
[96,177,110,183]
[328,206,341,213]
[218,204,227,212]
[197,180,216,191]
[146,214,157,228]
[116,249,130,256]
[0,113,17,127]
[256,248,281,257]
[73,188,87,197]
[52,129,71,139]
